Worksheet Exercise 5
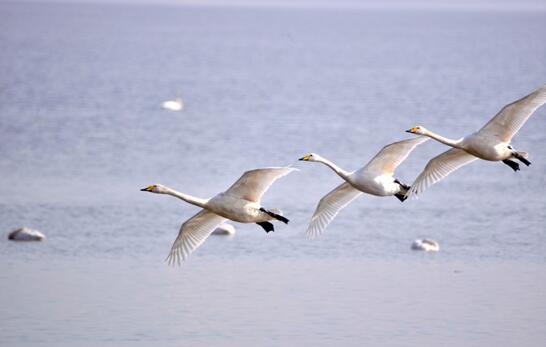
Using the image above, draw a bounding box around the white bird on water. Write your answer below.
[141,167,296,265]
[299,136,429,239]
[406,85,546,198]
[161,97,183,111]
[411,239,439,252]
[212,223,236,236]
[8,227,45,241]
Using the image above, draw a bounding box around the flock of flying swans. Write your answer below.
[141,85,546,265]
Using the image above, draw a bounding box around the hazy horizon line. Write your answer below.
[3,0,546,12]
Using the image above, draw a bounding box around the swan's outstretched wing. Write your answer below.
[166,210,227,266]
[306,182,362,239]
[407,148,478,198]
[224,167,297,202]
[361,137,429,175]
[479,85,546,142]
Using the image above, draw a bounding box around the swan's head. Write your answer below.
[140,184,169,194]
[299,153,321,162]
[406,126,427,135]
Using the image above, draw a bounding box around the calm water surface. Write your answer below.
[1,2,545,346]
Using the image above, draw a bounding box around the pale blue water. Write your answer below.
[1,2,545,346]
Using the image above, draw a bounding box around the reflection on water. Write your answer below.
[0,2,545,346]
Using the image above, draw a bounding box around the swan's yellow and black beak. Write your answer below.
[299,155,311,161]
[406,127,417,133]
[140,185,154,192]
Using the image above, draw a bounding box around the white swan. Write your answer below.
[161,97,183,111]
[406,85,546,197]
[141,167,296,265]
[411,239,439,252]
[299,137,429,239]
[8,227,45,241]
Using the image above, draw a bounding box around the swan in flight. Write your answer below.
[141,167,296,265]
[406,85,546,198]
[299,136,429,239]
[161,97,183,111]
[411,239,439,252]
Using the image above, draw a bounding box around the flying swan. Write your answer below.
[141,167,296,265]
[406,85,546,198]
[299,136,429,239]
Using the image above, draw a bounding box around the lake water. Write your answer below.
[1,2,545,346]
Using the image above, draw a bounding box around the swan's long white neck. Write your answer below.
[423,129,463,148]
[163,187,208,208]
[316,157,351,180]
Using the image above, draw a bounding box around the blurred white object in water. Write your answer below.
[411,239,439,252]
[212,223,236,236]
[8,227,45,241]
[161,97,183,111]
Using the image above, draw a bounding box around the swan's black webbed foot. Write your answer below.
[256,221,274,233]
[394,193,408,202]
[394,178,410,190]
[502,159,520,172]
[516,155,531,166]
[259,208,289,224]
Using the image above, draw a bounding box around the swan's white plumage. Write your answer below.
[411,239,439,252]
[307,182,362,239]
[225,167,296,202]
[166,210,226,266]
[362,137,430,175]
[161,98,183,111]
[302,137,427,238]
[479,86,546,142]
[142,166,295,265]
[407,85,546,198]
[8,227,45,241]
[408,148,478,197]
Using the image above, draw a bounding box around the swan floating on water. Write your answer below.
[299,136,428,239]
[141,167,296,265]
[8,227,45,241]
[161,97,183,111]
[411,239,439,252]
[212,223,236,236]
[406,85,546,198]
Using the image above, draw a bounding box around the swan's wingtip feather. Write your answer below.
[306,232,317,240]
[165,247,186,267]
[306,225,324,240]
[405,188,421,200]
